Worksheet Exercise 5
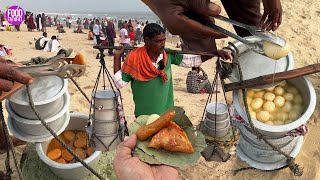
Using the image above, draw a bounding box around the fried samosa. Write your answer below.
[148,121,194,153]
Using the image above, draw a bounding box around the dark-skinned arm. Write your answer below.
[113,47,125,74]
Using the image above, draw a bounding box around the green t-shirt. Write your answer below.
[122,53,183,116]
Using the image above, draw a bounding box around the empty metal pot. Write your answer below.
[92,90,119,110]
[93,108,118,121]
[206,102,228,121]
[92,118,119,135]
[6,93,70,136]
[92,133,121,151]
[8,76,68,120]
[204,120,230,138]
[205,115,230,129]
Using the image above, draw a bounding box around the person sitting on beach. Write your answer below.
[186,67,212,94]
[35,32,50,50]
[113,23,231,117]
[43,35,61,52]
[58,25,66,33]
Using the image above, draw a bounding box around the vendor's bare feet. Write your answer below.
[0,136,26,154]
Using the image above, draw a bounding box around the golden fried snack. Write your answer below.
[47,149,62,160]
[86,147,95,157]
[56,158,67,164]
[73,53,86,65]
[75,148,87,160]
[148,121,194,153]
[64,131,76,142]
[74,138,87,148]
[76,131,87,139]
[136,110,176,141]
[61,149,74,162]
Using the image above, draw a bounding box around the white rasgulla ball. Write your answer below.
[265,121,274,125]
[251,98,264,110]
[147,114,160,125]
[285,120,293,124]
[294,94,303,104]
[274,87,285,96]
[249,111,257,119]
[264,92,276,101]
[282,102,292,112]
[292,104,303,114]
[247,97,253,106]
[246,90,255,97]
[278,81,287,87]
[289,111,301,121]
[253,91,265,99]
[273,121,285,125]
[283,92,294,101]
[256,111,271,122]
[263,41,291,60]
[287,86,299,94]
[277,112,289,122]
[273,96,286,107]
[263,101,276,112]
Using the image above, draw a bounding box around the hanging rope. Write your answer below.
[0,102,24,180]
[26,86,104,180]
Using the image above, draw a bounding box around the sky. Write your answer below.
[0,0,151,13]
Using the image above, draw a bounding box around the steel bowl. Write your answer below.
[233,77,316,137]
[91,118,120,135]
[6,93,70,136]
[205,114,229,130]
[91,133,121,151]
[206,102,228,121]
[204,120,230,138]
[93,107,118,121]
[92,90,119,110]
[8,76,68,119]
[35,113,101,180]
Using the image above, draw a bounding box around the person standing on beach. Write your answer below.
[106,20,116,56]
[113,23,231,117]
[41,13,46,32]
[119,24,131,60]
[93,19,102,45]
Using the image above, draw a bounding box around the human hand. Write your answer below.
[217,50,233,61]
[0,58,33,95]
[260,0,282,31]
[113,134,180,180]
[114,47,125,59]
[142,0,227,53]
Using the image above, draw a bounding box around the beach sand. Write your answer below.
[1,0,320,179]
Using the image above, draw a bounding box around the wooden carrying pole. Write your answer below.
[93,45,218,57]
[224,63,320,92]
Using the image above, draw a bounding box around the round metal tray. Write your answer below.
[227,36,294,89]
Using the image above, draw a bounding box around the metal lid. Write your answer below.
[9,76,67,105]
[92,90,120,99]
[227,36,294,89]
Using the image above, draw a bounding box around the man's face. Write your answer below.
[146,33,166,55]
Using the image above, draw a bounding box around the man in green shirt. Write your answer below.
[113,23,231,117]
